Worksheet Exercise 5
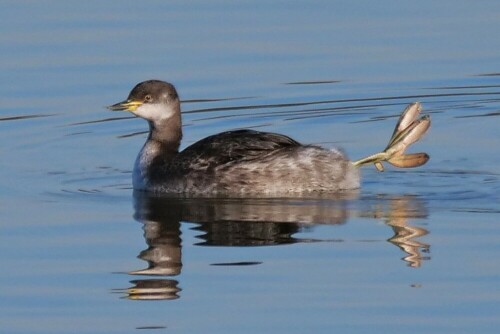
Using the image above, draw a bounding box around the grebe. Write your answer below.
[108,80,430,195]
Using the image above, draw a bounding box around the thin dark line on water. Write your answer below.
[391,169,500,176]
[190,96,499,122]
[117,130,148,138]
[284,80,341,85]
[182,96,257,103]
[190,102,399,122]
[423,84,500,90]
[423,97,500,107]
[454,111,500,118]
[68,116,135,126]
[183,91,500,114]
[0,113,56,122]
[350,117,394,124]
[77,188,102,194]
[451,208,500,214]
[65,131,92,136]
[191,108,374,122]
[188,96,500,123]
[136,326,167,330]
[235,123,274,129]
[474,72,500,77]
[211,261,263,266]
[284,110,376,122]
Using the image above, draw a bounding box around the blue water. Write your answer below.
[1,1,499,333]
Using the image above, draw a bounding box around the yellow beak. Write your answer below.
[107,100,143,112]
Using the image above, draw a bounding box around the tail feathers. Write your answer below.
[353,102,431,171]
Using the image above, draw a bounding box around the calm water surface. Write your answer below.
[1,1,499,333]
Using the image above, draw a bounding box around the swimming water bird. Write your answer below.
[108,80,430,195]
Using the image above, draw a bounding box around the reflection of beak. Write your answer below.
[107,100,143,112]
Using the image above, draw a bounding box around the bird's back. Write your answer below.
[143,130,360,195]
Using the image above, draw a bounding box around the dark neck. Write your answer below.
[147,111,183,156]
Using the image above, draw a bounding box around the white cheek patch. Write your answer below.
[133,104,176,122]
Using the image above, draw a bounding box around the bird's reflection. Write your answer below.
[123,279,181,301]
[119,191,430,300]
[382,197,430,268]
